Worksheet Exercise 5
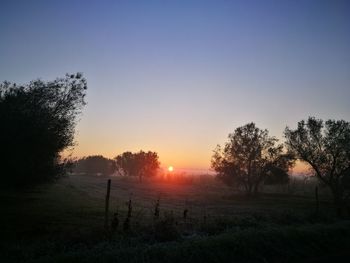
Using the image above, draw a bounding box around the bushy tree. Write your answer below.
[285,117,350,215]
[0,73,87,186]
[73,155,116,176]
[212,123,294,195]
[115,151,138,177]
[115,151,160,181]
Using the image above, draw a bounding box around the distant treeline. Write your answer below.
[73,151,160,181]
[73,155,116,176]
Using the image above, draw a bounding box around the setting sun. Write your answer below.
[168,166,174,172]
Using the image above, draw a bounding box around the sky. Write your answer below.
[1,0,349,171]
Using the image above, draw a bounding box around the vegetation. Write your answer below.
[73,155,116,176]
[212,123,294,195]
[1,175,349,263]
[115,151,160,181]
[0,73,87,186]
[285,117,350,216]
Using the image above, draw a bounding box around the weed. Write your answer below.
[183,209,188,221]
[153,211,181,242]
[123,199,133,233]
[111,211,119,234]
[127,199,132,218]
[154,197,160,220]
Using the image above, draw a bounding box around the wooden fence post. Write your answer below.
[105,179,111,230]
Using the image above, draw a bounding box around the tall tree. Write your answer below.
[115,151,160,182]
[137,151,160,179]
[285,117,350,215]
[0,73,87,186]
[212,123,294,195]
[115,151,138,177]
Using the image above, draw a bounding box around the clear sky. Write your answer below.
[1,0,349,170]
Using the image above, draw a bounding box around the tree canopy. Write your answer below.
[0,73,87,186]
[212,123,294,195]
[285,117,350,215]
[115,151,160,181]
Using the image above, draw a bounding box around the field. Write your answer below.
[1,174,350,263]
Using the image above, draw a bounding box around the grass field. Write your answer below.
[1,174,350,262]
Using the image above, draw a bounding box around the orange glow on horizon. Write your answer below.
[69,133,213,170]
[67,134,312,174]
[168,166,174,172]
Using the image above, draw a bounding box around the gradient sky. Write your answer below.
[1,0,349,171]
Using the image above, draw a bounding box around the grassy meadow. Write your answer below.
[1,174,350,263]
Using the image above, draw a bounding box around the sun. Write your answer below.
[168,166,174,172]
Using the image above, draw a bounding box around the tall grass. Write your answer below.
[4,222,350,263]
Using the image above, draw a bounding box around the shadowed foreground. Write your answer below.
[1,175,350,263]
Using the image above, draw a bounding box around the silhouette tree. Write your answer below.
[73,155,116,176]
[115,151,138,177]
[264,166,290,185]
[285,117,350,216]
[137,151,160,180]
[0,73,87,186]
[115,151,160,182]
[212,123,294,195]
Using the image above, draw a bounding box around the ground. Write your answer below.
[1,174,350,262]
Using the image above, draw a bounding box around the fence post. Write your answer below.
[105,179,111,230]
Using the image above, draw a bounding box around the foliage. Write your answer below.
[73,155,116,176]
[115,151,160,181]
[212,123,294,194]
[0,73,87,186]
[285,117,350,214]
